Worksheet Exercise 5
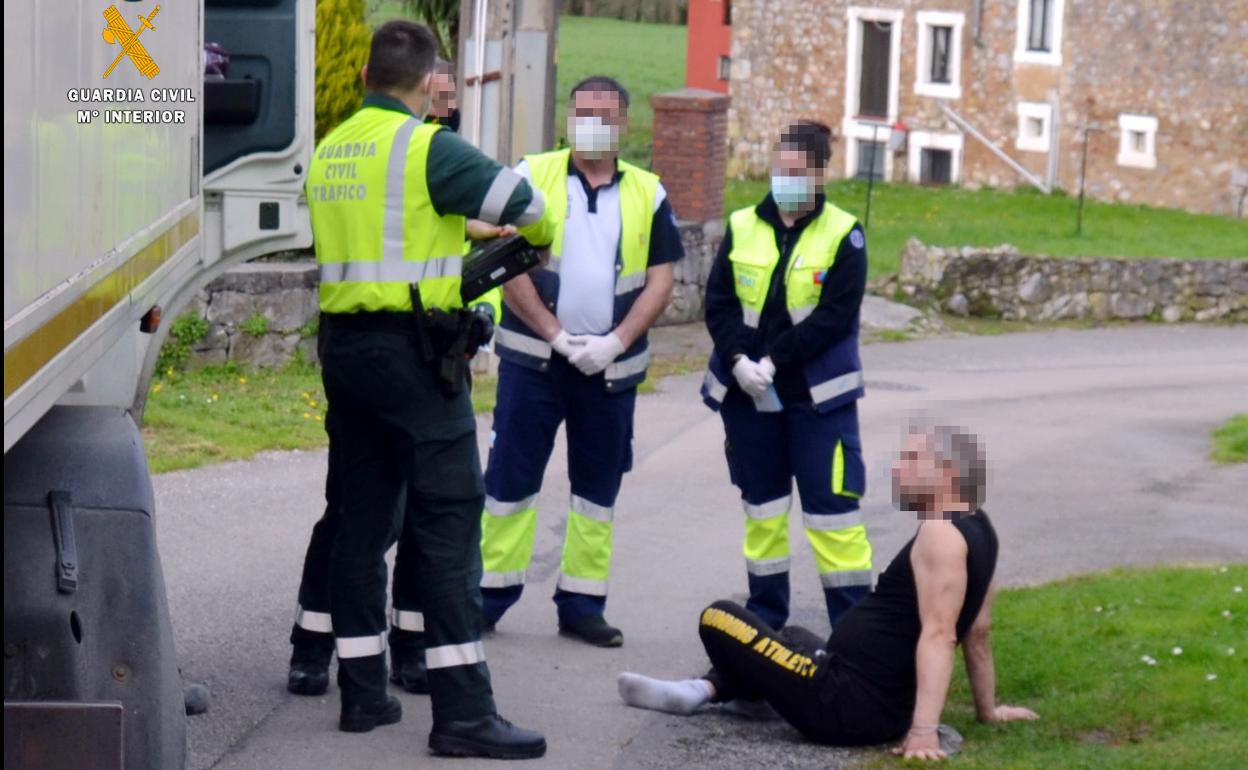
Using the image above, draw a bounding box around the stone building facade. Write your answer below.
[724,0,1248,216]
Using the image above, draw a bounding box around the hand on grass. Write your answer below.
[891,729,946,761]
[990,704,1039,722]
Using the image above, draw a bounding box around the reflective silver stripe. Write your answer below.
[479,168,523,223]
[742,308,761,328]
[426,641,486,669]
[819,569,874,589]
[336,633,387,659]
[485,494,538,517]
[515,188,546,227]
[319,254,463,284]
[391,609,424,632]
[744,496,791,521]
[803,511,864,531]
[494,327,552,358]
[557,573,608,596]
[809,370,865,405]
[481,570,527,588]
[294,604,333,634]
[384,119,420,264]
[703,369,728,403]
[615,271,647,296]
[790,305,815,324]
[605,349,651,381]
[571,495,614,524]
[746,556,791,577]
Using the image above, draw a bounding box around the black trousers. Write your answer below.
[318,317,493,722]
[698,600,907,746]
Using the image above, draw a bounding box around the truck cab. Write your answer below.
[4,1,314,767]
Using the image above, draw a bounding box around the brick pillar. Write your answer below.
[650,88,731,224]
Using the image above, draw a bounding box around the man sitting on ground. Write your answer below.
[618,423,1038,761]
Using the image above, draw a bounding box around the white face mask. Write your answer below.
[569,116,618,158]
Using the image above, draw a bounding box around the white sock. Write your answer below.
[617,672,713,716]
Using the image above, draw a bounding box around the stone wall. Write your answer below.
[726,0,1248,216]
[897,240,1248,323]
[186,224,722,368]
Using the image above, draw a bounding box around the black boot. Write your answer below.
[559,614,624,647]
[339,694,403,733]
[389,654,430,695]
[287,659,330,696]
[429,714,546,759]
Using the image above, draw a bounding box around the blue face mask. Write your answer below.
[770,174,814,212]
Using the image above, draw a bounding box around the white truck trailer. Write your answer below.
[4,1,314,767]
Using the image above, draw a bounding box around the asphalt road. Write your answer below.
[154,325,1248,770]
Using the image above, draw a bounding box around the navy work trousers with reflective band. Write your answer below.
[319,319,494,722]
[480,356,636,626]
[290,331,427,669]
[721,391,872,629]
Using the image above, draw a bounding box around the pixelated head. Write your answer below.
[362,21,438,114]
[771,121,833,212]
[893,422,987,514]
[428,59,457,119]
[568,76,630,158]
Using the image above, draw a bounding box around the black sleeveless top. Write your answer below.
[824,510,998,721]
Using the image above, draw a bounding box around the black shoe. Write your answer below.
[287,660,329,696]
[559,614,623,647]
[339,695,402,733]
[429,714,546,759]
[389,658,430,695]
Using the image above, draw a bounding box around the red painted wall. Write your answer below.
[686,0,732,94]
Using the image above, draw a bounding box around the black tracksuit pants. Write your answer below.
[316,314,494,722]
[699,600,908,746]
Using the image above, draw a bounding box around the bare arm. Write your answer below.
[893,522,967,761]
[612,263,674,349]
[502,275,561,342]
[963,583,997,721]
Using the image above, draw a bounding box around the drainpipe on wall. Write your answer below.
[972,0,984,46]
[1046,96,1061,191]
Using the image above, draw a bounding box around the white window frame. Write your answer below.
[907,131,964,184]
[1014,0,1064,66]
[1117,114,1158,169]
[1015,101,1052,153]
[843,6,904,179]
[915,11,964,100]
[717,55,731,81]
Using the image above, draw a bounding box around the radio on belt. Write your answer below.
[460,235,544,304]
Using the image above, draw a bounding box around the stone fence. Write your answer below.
[185,222,721,369]
[896,240,1248,323]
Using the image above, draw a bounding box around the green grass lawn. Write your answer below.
[867,565,1247,770]
[555,15,688,168]
[1212,415,1248,464]
[726,178,1248,279]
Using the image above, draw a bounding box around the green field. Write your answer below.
[555,14,688,168]
[865,565,1247,770]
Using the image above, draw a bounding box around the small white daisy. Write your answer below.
[1224,610,1234,618]
[1234,586,1243,594]
[1220,566,1229,573]
[1206,674,1218,681]
[1172,647,1183,656]
[1227,648,1236,656]
[1094,606,1103,613]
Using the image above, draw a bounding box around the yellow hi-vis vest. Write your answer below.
[309,108,465,314]
[702,202,866,413]
[495,148,659,390]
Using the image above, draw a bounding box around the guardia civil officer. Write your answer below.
[702,121,874,631]
[480,76,683,647]
[287,54,499,702]
[304,22,554,758]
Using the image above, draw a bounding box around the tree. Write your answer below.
[316,0,372,141]
[402,0,460,60]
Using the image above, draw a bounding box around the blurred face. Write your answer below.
[770,145,821,213]
[568,88,628,158]
[428,70,457,119]
[892,432,957,513]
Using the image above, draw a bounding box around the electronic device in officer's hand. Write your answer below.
[460,235,543,304]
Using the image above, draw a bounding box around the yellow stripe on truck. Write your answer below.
[4,210,199,401]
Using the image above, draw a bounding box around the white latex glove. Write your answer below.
[732,356,773,398]
[568,333,626,376]
[759,356,776,380]
[551,330,585,359]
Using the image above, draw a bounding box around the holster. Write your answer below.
[409,283,473,396]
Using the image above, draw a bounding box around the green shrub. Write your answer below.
[317,0,372,141]
[241,313,271,337]
[299,318,320,339]
[156,313,210,374]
